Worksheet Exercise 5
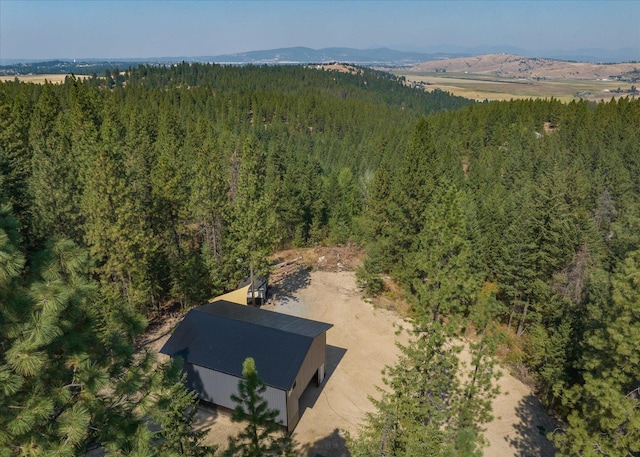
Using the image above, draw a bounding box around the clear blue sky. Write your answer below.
[1,0,639,60]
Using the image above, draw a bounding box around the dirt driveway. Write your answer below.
[263,269,410,456]
[151,269,556,456]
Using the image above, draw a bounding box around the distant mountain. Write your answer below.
[202,45,640,65]
[201,47,462,66]
[0,48,467,75]
[3,45,637,75]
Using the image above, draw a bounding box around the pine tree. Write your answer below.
[29,78,95,245]
[229,135,280,289]
[0,85,32,233]
[407,182,480,324]
[0,197,207,455]
[348,318,499,457]
[150,360,217,456]
[81,95,157,310]
[496,187,542,336]
[149,102,192,304]
[349,179,501,457]
[327,167,360,244]
[187,120,231,297]
[349,180,500,456]
[554,250,640,456]
[224,358,294,457]
[0,209,101,454]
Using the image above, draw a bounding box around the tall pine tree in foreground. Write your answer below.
[349,182,500,456]
[150,361,217,457]
[224,357,294,457]
[347,316,500,457]
[0,199,210,456]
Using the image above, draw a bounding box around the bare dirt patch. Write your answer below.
[265,270,409,456]
[271,245,364,273]
[144,249,557,456]
[308,63,364,76]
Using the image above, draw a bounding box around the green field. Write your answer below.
[395,72,637,102]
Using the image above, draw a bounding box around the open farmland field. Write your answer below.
[396,72,637,102]
[0,74,89,84]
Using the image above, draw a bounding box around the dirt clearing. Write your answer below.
[149,262,556,456]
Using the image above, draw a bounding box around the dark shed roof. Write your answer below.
[239,276,268,289]
[160,300,332,391]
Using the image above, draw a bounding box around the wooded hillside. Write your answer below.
[1,62,638,455]
[355,96,640,456]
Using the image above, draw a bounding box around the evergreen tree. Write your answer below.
[350,181,499,456]
[0,85,32,234]
[495,187,542,336]
[150,360,217,456]
[348,318,499,457]
[229,135,280,289]
[407,183,479,324]
[554,250,640,456]
[81,96,157,310]
[0,199,206,455]
[224,358,294,457]
[187,120,231,296]
[327,167,360,244]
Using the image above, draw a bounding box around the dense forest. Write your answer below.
[1,62,638,455]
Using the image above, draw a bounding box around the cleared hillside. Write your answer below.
[407,53,639,81]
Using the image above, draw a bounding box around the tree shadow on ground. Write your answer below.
[298,428,351,457]
[507,394,557,457]
[298,345,347,417]
[193,400,220,430]
[268,267,311,304]
[135,323,176,350]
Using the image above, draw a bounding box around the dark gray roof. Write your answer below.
[239,276,268,290]
[160,300,332,391]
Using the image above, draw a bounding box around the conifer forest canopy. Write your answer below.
[1,63,639,455]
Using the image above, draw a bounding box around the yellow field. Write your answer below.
[396,72,637,102]
[0,74,90,84]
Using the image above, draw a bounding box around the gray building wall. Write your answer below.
[184,362,287,426]
[182,331,328,433]
[286,333,328,432]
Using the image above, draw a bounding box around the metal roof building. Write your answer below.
[160,300,333,432]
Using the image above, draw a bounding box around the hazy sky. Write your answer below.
[1,0,639,60]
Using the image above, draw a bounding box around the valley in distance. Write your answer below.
[2,47,639,102]
[389,53,639,102]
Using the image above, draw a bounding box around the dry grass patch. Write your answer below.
[0,74,91,84]
[397,72,637,102]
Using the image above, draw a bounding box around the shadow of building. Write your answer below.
[298,345,347,419]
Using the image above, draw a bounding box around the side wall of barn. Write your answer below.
[286,332,328,432]
[184,362,288,426]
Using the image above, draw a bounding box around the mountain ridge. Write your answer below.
[201,46,457,65]
[2,46,638,74]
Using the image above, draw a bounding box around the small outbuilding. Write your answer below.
[238,275,268,305]
[160,300,333,432]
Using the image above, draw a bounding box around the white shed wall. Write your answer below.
[185,363,287,426]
